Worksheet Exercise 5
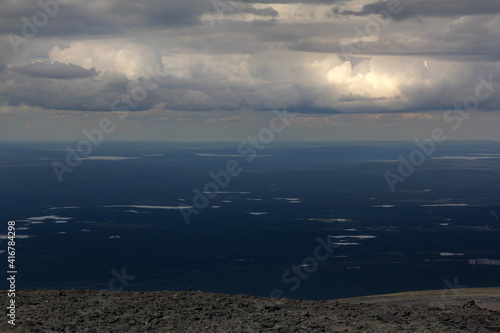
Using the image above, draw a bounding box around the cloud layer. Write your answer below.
[1,0,499,117]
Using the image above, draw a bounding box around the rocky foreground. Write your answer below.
[2,288,500,332]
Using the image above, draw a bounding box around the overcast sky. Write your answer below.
[1,0,499,141]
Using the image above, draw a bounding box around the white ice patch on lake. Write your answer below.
[105,205,193,210]
[433,155,500,160]
[28,215,72,221]
[0,235,31,239]
[49,206,80,210]
[203,191,250,194]
[85,156,141,161]
[329,235,377,239]
[422,204,469,207]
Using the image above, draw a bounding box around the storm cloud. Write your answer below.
[1,0,499,117]
[336,0,500,21]
[11,61,98,79]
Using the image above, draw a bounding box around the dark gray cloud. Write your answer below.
[0,0,215,36]
[245,0,344,3]
[0,0,293,37]
[336,0,500,21]
[286,105,339,114]
[11,61,98,79]
[0,55,6,73]
[236,5,279,17]
[339,93,387,103]
[0,68,128,111]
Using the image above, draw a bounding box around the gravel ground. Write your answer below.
[1,288,499,332]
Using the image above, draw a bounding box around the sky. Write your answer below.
[0,0,499,141]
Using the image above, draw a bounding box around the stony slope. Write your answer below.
[2,288,499,332]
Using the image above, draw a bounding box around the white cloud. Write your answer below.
[49,40,162,79]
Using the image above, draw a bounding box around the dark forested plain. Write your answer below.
[1,141,499,300]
